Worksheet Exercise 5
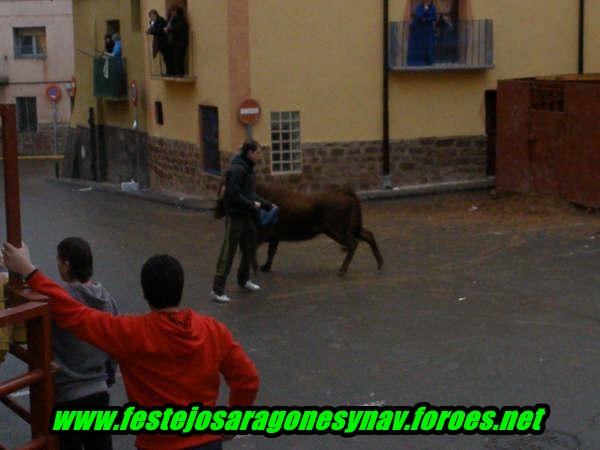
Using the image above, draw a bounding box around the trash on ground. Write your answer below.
[121,180,139,192]
[458,297,467,302]
[74,186,92,192]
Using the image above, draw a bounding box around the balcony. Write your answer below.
[147,31,196,83]
[93,56,128,100]
[389,19,493,71]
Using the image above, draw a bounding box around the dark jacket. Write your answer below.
[167,14,189,48]
[148,16,168,57]
[224,154,272,217]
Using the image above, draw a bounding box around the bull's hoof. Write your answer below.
[337,269,347,277]
[377,261,384,270]
[260,264,272,272]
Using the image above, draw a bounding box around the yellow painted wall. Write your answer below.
[250,0,588,143]
[72,0,599,149]
[585,0,600,73]
[249,0,382,144]
[142,0,232,151]
[71,0,146,130]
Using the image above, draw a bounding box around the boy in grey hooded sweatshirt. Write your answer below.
[54,237,118,450]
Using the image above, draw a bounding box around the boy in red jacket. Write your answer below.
[2,242,259,450]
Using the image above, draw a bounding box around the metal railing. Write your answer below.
[147,31,195,81]
[93,56,128,100]
[389,19,493,71]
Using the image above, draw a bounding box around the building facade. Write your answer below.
[66,0,600,196]
[0,0,74,155]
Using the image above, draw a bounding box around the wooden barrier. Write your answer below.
[0,104,58,449]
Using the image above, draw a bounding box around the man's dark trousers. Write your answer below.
[56,391,112,450]
[213,215,257,295]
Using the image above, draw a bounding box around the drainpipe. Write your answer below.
[382,0,392,189]
[578,0,585,74]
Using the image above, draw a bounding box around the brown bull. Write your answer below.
[215,184,384,275]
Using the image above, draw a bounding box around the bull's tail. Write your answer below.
[340,186,363,232]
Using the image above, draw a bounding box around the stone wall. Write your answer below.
[65,129,487,198]
[0,123,70,155]
[253,136,487,192]
[62,125,149,187]
[147,136,222,197]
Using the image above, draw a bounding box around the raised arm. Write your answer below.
[2,242,136,360]
[28,271,136,360]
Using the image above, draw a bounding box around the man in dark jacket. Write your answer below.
[211,141,274,303]
[147,9,169,74]
[165,5,189,76]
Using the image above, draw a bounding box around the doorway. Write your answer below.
[200,105,220,175]
[485,89,497,176]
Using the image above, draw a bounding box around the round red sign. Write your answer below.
[238,99,261,125]
[46,84,62,102]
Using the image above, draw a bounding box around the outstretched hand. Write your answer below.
[2,242,36,277]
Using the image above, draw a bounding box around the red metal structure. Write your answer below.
[496,75,600,208]
[0,104,58,450]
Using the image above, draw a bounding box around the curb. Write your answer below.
[47,177,216,212]
[49,176,496,212]
[358,177,496,201]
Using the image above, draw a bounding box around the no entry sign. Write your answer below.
[238,99,261,125]
[46,84,61,103]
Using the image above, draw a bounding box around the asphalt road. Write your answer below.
[1,161,599,450]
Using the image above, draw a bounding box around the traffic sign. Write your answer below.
[46,84,62,103]
[130,80,138,106]
[238,98,261,125]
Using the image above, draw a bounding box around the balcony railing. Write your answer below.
[93,56,128,100]
[147,31,196,82]
[389,19,493,71]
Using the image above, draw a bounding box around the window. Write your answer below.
[16,97,37,132]
[106,20,120,36]
[131,0,142,32]
[155,101,164,125]
[271,111,301,174]
[14,28,46,58]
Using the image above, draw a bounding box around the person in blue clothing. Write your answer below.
[407,0,437,66]
[105,33,122,58]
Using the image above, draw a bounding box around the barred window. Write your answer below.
[16,97,37,132]
[14,27,46,58]
[270,111,301,174]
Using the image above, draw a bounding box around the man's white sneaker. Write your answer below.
[241,281,261,291]
[211,291,231,303]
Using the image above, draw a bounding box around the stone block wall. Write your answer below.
[0,123,70,155]
[147,136,221,197]
[252,135,487,192]
[62,125,149,187]
[389,136,488,186]
[64,128,487,198]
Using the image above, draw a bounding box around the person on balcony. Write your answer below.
[147,9,169,75]
[104,34,115,54]
[407,0,437,66]
[165,5,189,76]
[104,33,122,58]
